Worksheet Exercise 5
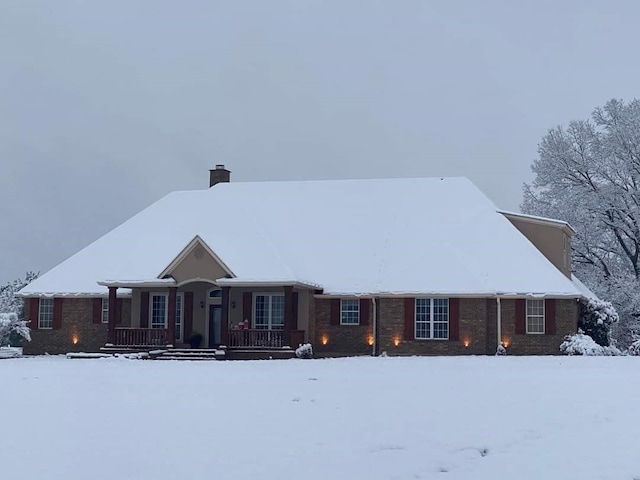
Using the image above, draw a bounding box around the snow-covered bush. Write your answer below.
[0,312,31,346]
[0,271,38,317]
[560,330,621,356]
[578,298,619,347]
[295,343,313,359]
[495,343,507,356]
[627,336,640,356]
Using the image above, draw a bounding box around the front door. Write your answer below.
[208,305,222,348]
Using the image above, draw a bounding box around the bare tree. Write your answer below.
[523,99,640,346]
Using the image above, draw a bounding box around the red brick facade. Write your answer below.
[313,297,579,356]
[22,295,578,356]
[23,297,132,355]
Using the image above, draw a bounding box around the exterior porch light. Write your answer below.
[393,337,400,347]
[367,335,374,346]
[321,334,329,345]
[502,337,510,348]
[463,339,470,348]
[72,335,79,345]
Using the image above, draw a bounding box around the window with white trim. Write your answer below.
[101,298,109,323]
[175,293,183,341]
[340,299,359,325]
[526,299,545,334]
[150,293,168,329]
[38,298,54,329]
[254,294,284,330]
[415,298,449,339]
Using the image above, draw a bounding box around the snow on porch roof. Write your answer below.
[19,177,584,298]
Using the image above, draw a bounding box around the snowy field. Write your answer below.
[2,356,639,480]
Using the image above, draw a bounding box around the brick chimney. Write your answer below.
[209,164,231,187]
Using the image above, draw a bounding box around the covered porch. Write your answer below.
[99,279,310,351]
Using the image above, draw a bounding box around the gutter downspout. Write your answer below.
[496,296,502,350]
[372,297,377,356]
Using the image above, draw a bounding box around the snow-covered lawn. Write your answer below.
[2,356,639,480]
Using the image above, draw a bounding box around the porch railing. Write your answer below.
[114,328,169,346]
[227,329,285,348]
[226,329,306,349]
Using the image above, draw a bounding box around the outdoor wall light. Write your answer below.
[393,337,400,347]
[502,338,510,348]
[367,335,374,346]
[72,335,79,345]
[463,339,470,348]
[321,335,329,345]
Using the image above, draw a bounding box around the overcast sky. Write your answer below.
[1,0,639,285]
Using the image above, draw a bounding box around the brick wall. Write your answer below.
[377,298,488,355]
[502,298,578,355]
[309,296,579,357]
[313,298,373,356]
[486,299,498,354]
[23,297,132,355]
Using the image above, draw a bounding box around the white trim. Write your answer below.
[177,277,219,288]
[313,293,584,300]
[526,298,545,334]
[175,293,184,342]
[340,299,360,325]
[414,298,449,340]
[216,278,321,289]
[253,293,285,330]
[101,298,109,324]
[98,279,176,289]
[38,298,54,330]
[158,235,235,279]
[16,292,132,298]
[498,209,576,236]
[150,292,169,329]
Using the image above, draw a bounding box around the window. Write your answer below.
[415,298,449,339]
[340,299,359,325]
[254,294,284,330]
[526,299,545,334]
[175,293,183,341]
[38,298,54,329]
[149,293,184,337]
[209,289,222,298]
[150,293,168,329]
[101,298,109,323]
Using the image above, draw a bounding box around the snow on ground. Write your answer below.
[2,356,639,480]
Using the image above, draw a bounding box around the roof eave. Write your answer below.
[97,279,177,289]
[215,278,323,290]
[497,210,577,236]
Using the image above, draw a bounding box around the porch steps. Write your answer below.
[99,346,155,355]
[225,348,296,361]
[151,348,222,361]
[94,346,296,361]
[150,347,296,360]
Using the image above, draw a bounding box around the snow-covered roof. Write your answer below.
[19,177,585,297]
[571,275,599,300]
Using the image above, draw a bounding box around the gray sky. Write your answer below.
[1,0,639,285]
